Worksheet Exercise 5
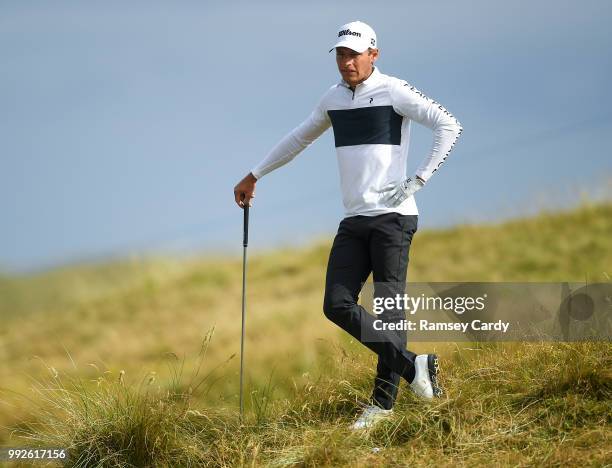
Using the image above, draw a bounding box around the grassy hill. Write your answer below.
[0,203,610,466]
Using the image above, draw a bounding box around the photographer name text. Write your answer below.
[372,319,509,333]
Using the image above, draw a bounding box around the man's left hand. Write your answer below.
[378,176,425,208]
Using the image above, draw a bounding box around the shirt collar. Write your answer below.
[340,66,382,89]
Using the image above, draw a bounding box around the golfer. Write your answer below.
[233,21,462,429]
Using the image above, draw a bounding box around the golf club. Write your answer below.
[240,203,249,420]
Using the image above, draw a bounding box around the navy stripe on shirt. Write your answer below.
[327,105,403,147]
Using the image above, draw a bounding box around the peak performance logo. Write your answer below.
[338,29,361,38]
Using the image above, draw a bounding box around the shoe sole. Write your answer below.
[427,354,443,397]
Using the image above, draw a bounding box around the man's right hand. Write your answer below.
[233,172,257,208]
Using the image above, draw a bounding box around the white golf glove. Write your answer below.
[378,176,425,208]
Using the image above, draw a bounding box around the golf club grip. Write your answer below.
[243,205,249,247]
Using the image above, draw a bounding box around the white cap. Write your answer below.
[329,21,377,53]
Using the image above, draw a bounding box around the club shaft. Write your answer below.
[240,244,247,419]
[239,205,249,420]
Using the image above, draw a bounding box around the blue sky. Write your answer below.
[1,0,611,273]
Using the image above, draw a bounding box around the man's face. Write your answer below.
[335,46,378,87]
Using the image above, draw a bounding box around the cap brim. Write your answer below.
[329,38,369,53]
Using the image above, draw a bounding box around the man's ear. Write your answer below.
[369,48,379,63]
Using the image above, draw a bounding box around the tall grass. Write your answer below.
[1,203,611,466]
[12,341,611,466]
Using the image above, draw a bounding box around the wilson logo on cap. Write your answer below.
[338,29,362,38]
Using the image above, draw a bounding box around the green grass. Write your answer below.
[1,202,611,466]
[12,342,611,466]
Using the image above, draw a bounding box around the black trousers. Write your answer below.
[323,212,418,410]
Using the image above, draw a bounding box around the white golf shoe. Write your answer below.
[410,354,442,399]
[350,404,393,430]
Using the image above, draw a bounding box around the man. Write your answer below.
[233,20,462,429]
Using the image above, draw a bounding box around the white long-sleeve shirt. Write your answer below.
[251,67,463,217]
